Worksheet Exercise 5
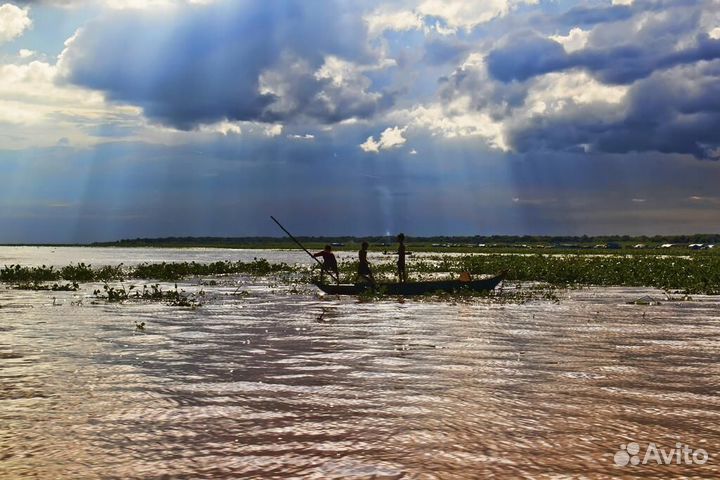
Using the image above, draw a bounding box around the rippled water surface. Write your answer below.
[2,248,720,478]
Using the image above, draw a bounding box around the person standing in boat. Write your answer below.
[397,233,408,283]
[313,245,339,284]
[357,241,375,285]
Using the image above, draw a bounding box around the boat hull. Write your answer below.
[313,273,505,296]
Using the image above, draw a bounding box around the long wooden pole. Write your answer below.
[270,216,339,283]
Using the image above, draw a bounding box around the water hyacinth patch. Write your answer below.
[2,252,719,294]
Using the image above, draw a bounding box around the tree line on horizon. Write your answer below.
[91,234,720,247]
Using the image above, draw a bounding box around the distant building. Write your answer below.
[689,244,707,250]
[633,244,647,249]
[659,244,674,248]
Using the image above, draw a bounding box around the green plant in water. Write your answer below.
[93,282,202,307]
[13,282,79,292]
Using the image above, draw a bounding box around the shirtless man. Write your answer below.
[313,244,339,284]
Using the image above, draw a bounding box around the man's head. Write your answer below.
[361,241,369,250]
[324,244,332,252]
[397,233,405,242]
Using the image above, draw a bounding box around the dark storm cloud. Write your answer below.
[59,0,391,129]
[487,31,720,85]
[556,3,634,27]
[486,32,568,83]
[507,61,720,158]
[553,0,700,29]
[487,0,720,85]
[441,0,720,159]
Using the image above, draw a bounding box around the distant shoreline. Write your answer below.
[1,234,718,254]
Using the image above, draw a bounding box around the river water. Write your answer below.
[1,247,719,478]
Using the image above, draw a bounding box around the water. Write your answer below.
[1,248,719,478]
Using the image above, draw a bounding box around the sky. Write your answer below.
[0,0,719,243]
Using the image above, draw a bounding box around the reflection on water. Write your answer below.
[1,249,720,478]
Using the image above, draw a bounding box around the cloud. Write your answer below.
[365,0,539,36]
[0,3,31,43]
[288,133,315,140]
[13,0,216,8]
[489,2,720,85]
[360,125,407,153]
[486,32,568,83]
[400,101,508,150]
[58,1,395,130]
[506,61,720,158]
[418,0,720,159]
[549,27,590,53]
[0,58,144,148]
[365,7,423,37]
[416,0,538,32]
[10,0,720,163]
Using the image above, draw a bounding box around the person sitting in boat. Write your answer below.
[397,233,408,283]
[357,241,375,285]
[313,245,339,284]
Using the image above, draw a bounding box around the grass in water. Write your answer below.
[2,251,720,295]
[92,283,203,307]
[13,282,80,292]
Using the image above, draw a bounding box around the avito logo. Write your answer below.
[614,441,709,467]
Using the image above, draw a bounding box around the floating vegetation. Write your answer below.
[0,263,125,284]
[0,259,300,284]
[131,258,292,281]
[92,283,202,308]
[2,251,720,294]
[407,253,720,295]
[13,282,80,292]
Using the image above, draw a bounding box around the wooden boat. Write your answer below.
[313,272,505,296]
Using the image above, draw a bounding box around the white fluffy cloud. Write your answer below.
[365,7,423,37]
[360,125,408,153]
[417,0,537,31]
[0,3,31,43]
[257,54,389,124]
[366,0,538,36]
[197,120,282,137]
[19,0,215,9]
[0,58,144,148]
[104,0,214,9]
[524,71,628,115]
[549,27,590,53]
[400,100,508,150]
[390,52,629,153]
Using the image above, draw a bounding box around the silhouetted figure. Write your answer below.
[397,233,408,283]
[313,244,339,284]
[357,241,375,285]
